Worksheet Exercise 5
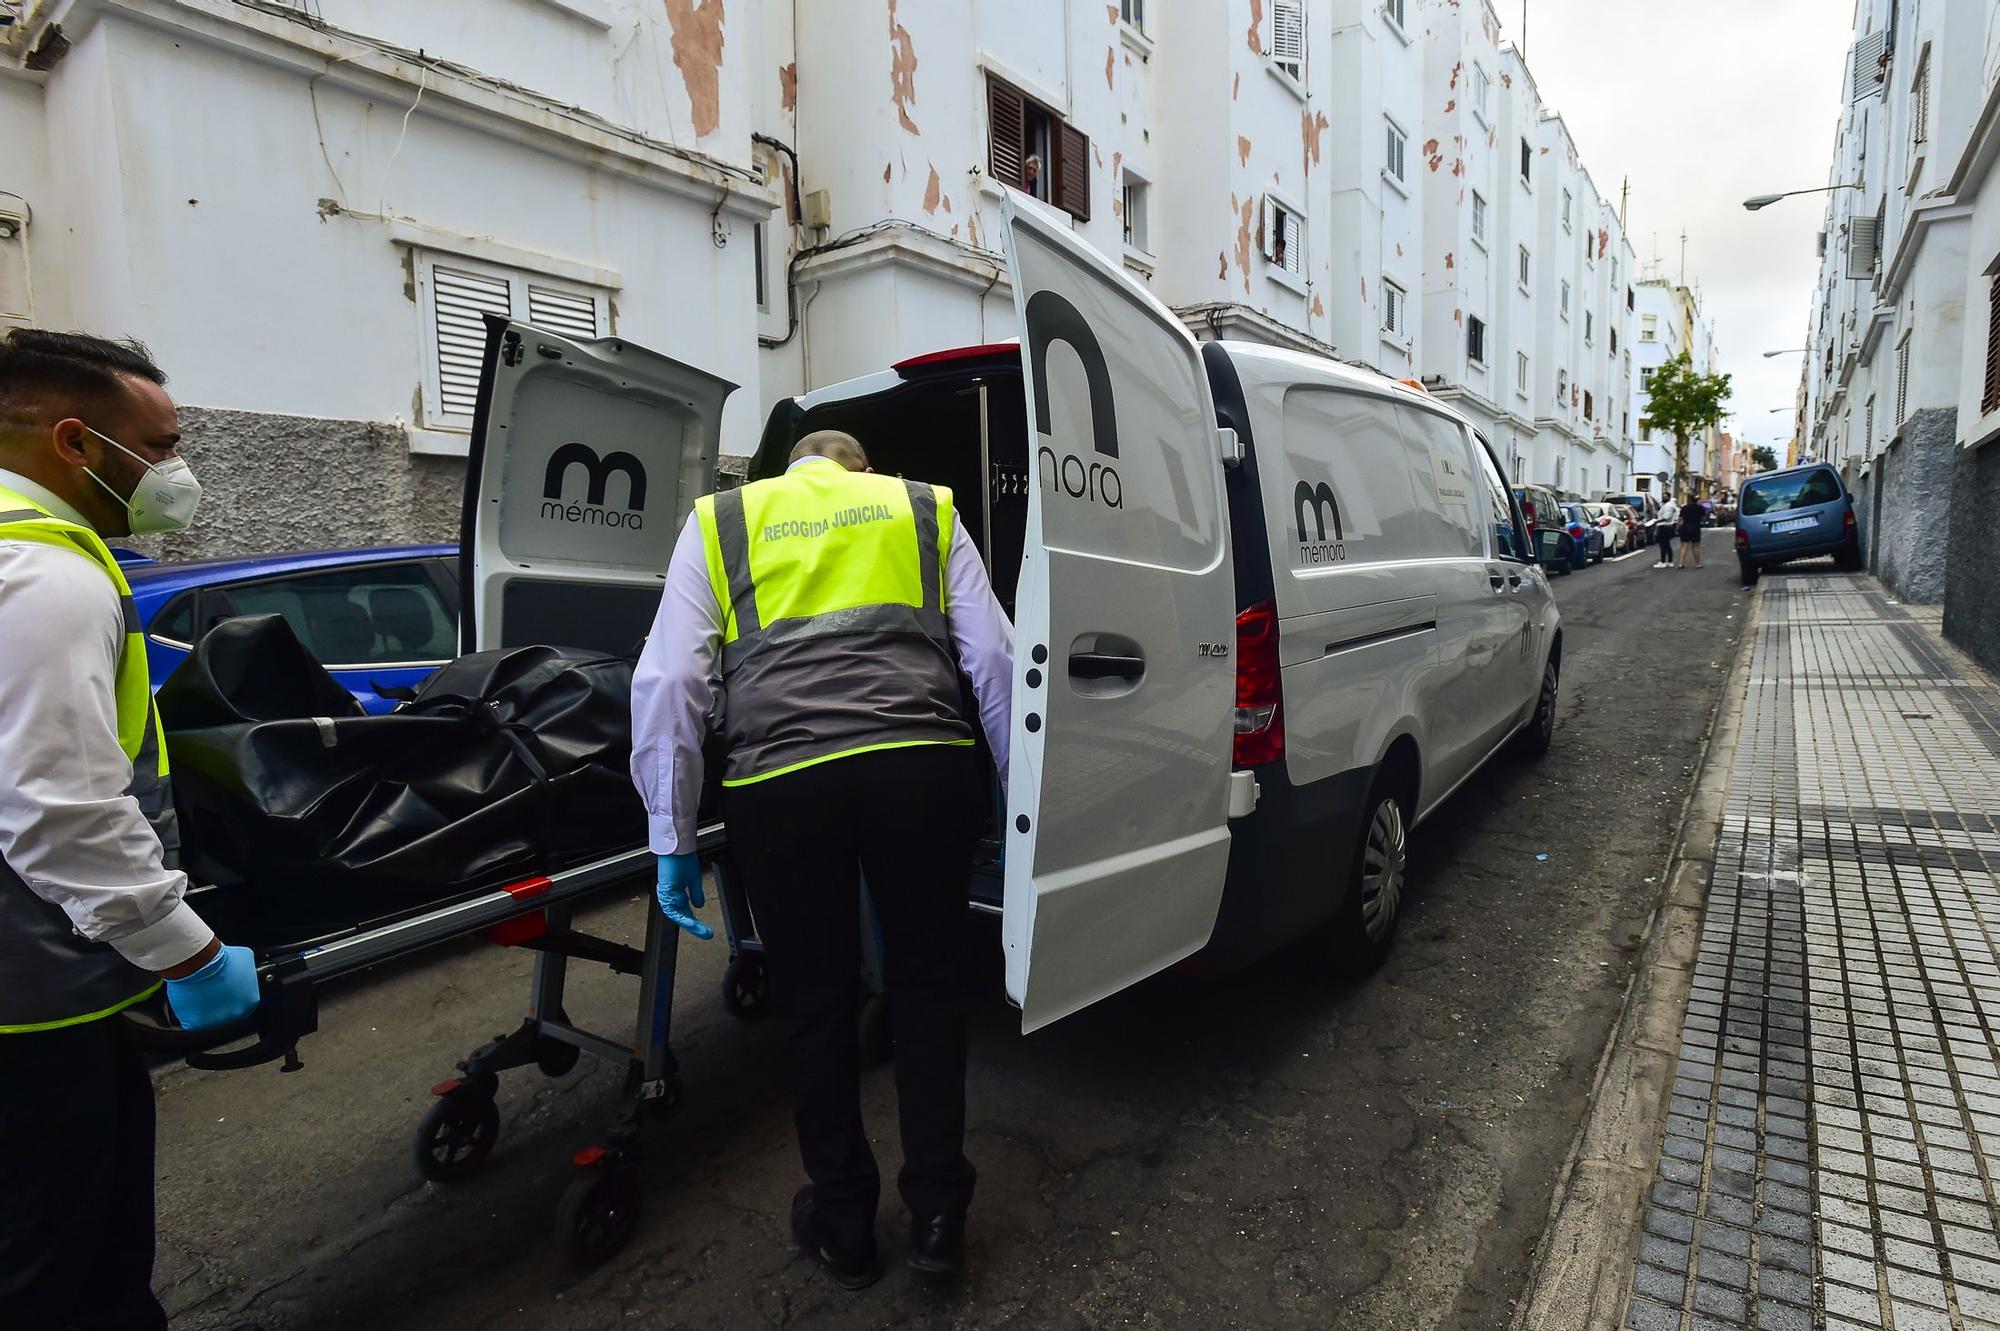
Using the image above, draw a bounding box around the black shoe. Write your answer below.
[792,1187,881,1291]
[907,1213,965,1280]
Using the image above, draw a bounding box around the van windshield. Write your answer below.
[1742,469,1841,516]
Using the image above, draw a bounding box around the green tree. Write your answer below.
[1750,444,1779,472]
[1639,351,1733,495]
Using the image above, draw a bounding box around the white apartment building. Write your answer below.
[1794,0,1999,663]
[2,0,1649,563]
[1631,277,1721,496]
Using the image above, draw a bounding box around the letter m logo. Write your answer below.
[544,442,648,510]
[1295,480,1342,542]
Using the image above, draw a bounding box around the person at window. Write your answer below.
[0,329,263,1331]
[1022,153,1044,200]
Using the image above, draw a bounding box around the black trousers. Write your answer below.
[723,744,981,1258]
[1656,528,1675,562]
[0,1018,166,1331]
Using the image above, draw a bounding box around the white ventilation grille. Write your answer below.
[527,284,601,340]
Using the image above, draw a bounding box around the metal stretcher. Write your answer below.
[127,823,738,1266]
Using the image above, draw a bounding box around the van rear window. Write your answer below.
[1742,470,1841,516]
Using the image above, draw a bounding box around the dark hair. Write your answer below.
[0,328,167,424]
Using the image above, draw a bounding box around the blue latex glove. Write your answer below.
[165,944,261,1032]
[656,854,714,940]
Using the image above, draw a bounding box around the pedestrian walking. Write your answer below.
[631,430,1013,1290]
[1676,495,1706,570]
[0,330,263,1331]
[1653,493,1680,567]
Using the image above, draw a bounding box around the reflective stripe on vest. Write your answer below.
[0,486,169,1033]
[694,462,972,785]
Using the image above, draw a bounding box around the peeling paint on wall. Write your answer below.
[663,0,726,139]
[1246,0,1263,55]
[1311,294,1324,318]
[888,0,920,135]
[1106,2,1118,20]
[922,163,941,213]
[1105,47,1115,89]
[883,162,893,183]
[1237,134,1252,167]
[1425,137,1442,172]
[1232,71,1240,100]
[1233,195,1253,293]
[778,61,796,114]
[1218,251,1229,280]
[1301,109,1328,170]
[1445,251,1455,270]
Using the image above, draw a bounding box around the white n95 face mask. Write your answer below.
[82,426,204,534]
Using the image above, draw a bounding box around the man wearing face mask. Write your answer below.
[0,329,261,1330]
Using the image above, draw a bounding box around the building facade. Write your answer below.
[1630,277,1722,499]
[1795,0,2000,669]
[3,0,1653,564]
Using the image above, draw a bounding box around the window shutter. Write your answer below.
[432,264,513,420]
[1982,275,2000,415]
[1271,0,1304,75]
[1282,209,1302,273]
[1056,122,1091,221]
[1895,339,1910,426]
[527,284,600,340]
[1851,30,1887,103]
[987,78,1026,188]
[1847,216,1880,280]
[1260,195,1277,260]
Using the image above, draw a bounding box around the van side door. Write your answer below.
[999,195,1238,1033]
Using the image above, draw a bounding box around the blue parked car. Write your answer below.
[1735,463,1860,585]
[122,545,460,714]
[1558,502,1605,569]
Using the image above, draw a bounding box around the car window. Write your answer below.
[1275,388,1430,571]
[1742,469,1842,516]
[1395,406,1487,560]
[219,562,458,667]
[1474,440,1528,560]
[151,593,195,643]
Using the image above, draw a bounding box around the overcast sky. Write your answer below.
[1513,0,1854,454]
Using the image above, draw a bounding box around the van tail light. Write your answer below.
[1844,509,1856,531]
[1233,599,1284,768]
[1736,526,1748,547]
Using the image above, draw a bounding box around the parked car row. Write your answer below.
[1510,484,1651,574]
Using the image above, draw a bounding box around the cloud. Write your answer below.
[1516,0,1851,449]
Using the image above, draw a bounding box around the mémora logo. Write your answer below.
[542,442,647,530]
[1295,480,1346,564]
[1026,289,1122,510]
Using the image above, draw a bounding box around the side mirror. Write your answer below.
[1535,528,1568,566]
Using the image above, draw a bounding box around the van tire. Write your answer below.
[1738,556,1759,587]
[1334,774,1411,974]
[1516,655,1559,760]
[1836,538,1863,572]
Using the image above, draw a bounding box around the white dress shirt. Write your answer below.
[0,467,214,972]
[631,458,1015,855]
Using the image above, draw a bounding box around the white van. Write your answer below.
[461,198,1562,1035]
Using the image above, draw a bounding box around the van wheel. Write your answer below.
[1516,656,1559,759]
[1335,780,1409,974]
[1836,538,1863,572]
[1738,556,1759,587]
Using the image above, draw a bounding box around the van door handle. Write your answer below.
[1506,571,1523,590]
[1069,651,1145,680]
[1488,570,1506,591]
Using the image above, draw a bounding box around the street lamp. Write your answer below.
[1762,349,1808,357]
[1743,183,1861,211]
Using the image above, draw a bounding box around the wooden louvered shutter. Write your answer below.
[988,78,1026,188]
[1982,275,2000,414]
[432,264,512,421]
[1056,122,1091,221]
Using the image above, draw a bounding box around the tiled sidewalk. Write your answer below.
[1623,575,2000,1331]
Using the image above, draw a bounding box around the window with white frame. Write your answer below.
[1270,0,1304,82]
[1895,332,1911,426]
[417,251,609,431]
[1518,245,1531,289]
[1584,311,1594,345]
[1516,351,1530,398]
[1472,191,1488,245]
[1121,0,1144,33]
[1385,117,1408,185]
[1474,65,1492,123]
[1383,278,1407,338]
[1122,170,1151,253]
[1520,137,1532,185]
[1384,0,1405,29]
[1468,314,1487,365]
[752,222,769,312]
[1262,195,1304,277]
[1561,188,1573,230]
[1557,369,1568,406]
[1641,313,1658,341]
[1560,280,1571,320]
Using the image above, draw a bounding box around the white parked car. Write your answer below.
[462,196,1564,1033]
[1584,502,1630,555]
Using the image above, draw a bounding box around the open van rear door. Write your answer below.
[461,316,735,654]
[1000,195,1238,1033]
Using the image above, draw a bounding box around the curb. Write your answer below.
[1509,583,1764,1331]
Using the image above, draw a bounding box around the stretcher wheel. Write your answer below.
[722,954,771,1019]
[535,1035,581,1077]
[556,1162,643,1266]
[413,1087,500,1183]
[859,994,893,1067]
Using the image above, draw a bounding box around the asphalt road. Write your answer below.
[154,542,1748,1331]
